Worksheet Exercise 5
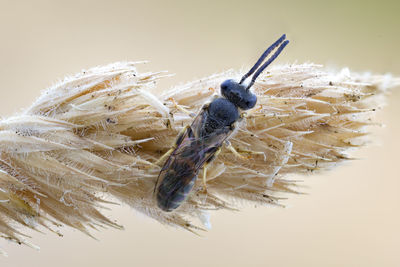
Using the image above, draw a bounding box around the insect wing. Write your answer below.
[175,107,235,168]
[159,107,235,182]
[154,125,199,211]
[155,106,236,210]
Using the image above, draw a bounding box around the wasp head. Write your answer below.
[220,79,257,110]
[220,34,289,111]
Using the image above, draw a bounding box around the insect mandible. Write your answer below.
[154,34,289,212]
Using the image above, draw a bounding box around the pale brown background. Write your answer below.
[0,0,399,266]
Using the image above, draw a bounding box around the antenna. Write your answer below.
[239,34,289,90]
[246,40,289,90]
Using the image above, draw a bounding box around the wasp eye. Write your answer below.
[220,79,236,96]
[245,93,257,109]
[221,82,227,90]
[220,79,233,91]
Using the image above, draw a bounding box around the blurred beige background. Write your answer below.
[0,0,399,266]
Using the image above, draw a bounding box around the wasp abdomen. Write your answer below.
[156,162,197,212]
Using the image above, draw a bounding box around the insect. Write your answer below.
[154,34,290,212]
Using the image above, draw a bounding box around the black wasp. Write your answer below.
[154,34,289,212]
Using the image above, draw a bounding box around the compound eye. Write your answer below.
[220,79,234,90]
[220,81,227,90]
[221,79,236,96]
[245,93,257,109]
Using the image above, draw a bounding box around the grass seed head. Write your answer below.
[0,61,399,247]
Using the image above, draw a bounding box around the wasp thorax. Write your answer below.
[220,79,257,110]
[204,98,239,135]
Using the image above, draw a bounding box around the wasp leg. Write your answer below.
[236,148,266,161]
[235,111,250,123]
[225,140,266,160]
[151,125,192,168]
[202,147,221,193]
[153,148,175,168]
[225,140,247,160]
[168,97,196,118]
[202,164,208,193]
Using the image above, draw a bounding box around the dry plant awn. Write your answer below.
[0,37,399,253]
